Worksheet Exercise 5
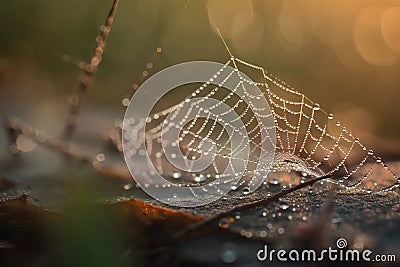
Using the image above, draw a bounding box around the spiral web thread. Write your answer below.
[126,56,400,195]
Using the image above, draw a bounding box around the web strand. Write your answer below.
[125,56,399,195]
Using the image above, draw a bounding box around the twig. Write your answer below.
[63,0,120,140]
[7,117,78,158]
[102,128,123,154]
[4,116,130,181]
[173,174,331,240]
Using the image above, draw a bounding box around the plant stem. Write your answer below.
[63,0,120,140]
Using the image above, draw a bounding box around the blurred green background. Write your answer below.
[1,0,400,142]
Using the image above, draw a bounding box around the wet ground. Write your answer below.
[0,144,399,266]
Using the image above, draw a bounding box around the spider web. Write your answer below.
[124,56,399,195]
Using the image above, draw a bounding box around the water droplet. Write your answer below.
[122,98,130,107]
[259,231,267,238]
[194,174,206,182]
[268,178,280,186]
[332,217,342,224]
[313,103,320,111]
[242,187,250,195]
[278,199,290,210]
[172,172,182,179]
[336,122,341,127]
[231,185,238,191]
[261,210,268,217]
[123,183,133,190]
[16,135,36,152]
[219,218,230,229]
[234,211,241,220]
[368,150,374,155]
[354,138,360,143]
[376,158,382,163]
[95,153,105,162]
[301,172,308,177]
[220,247,238,263]
[328,113,334,120]
[280,203,290,211]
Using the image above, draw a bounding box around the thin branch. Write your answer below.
[4,116,130,181]
[63,0,120,140]
[173,174,331,240]
[7,115,333,241]
[102,128,123,154]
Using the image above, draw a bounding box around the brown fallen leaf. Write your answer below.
[105,198,203,241]
[0,193,202,244]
